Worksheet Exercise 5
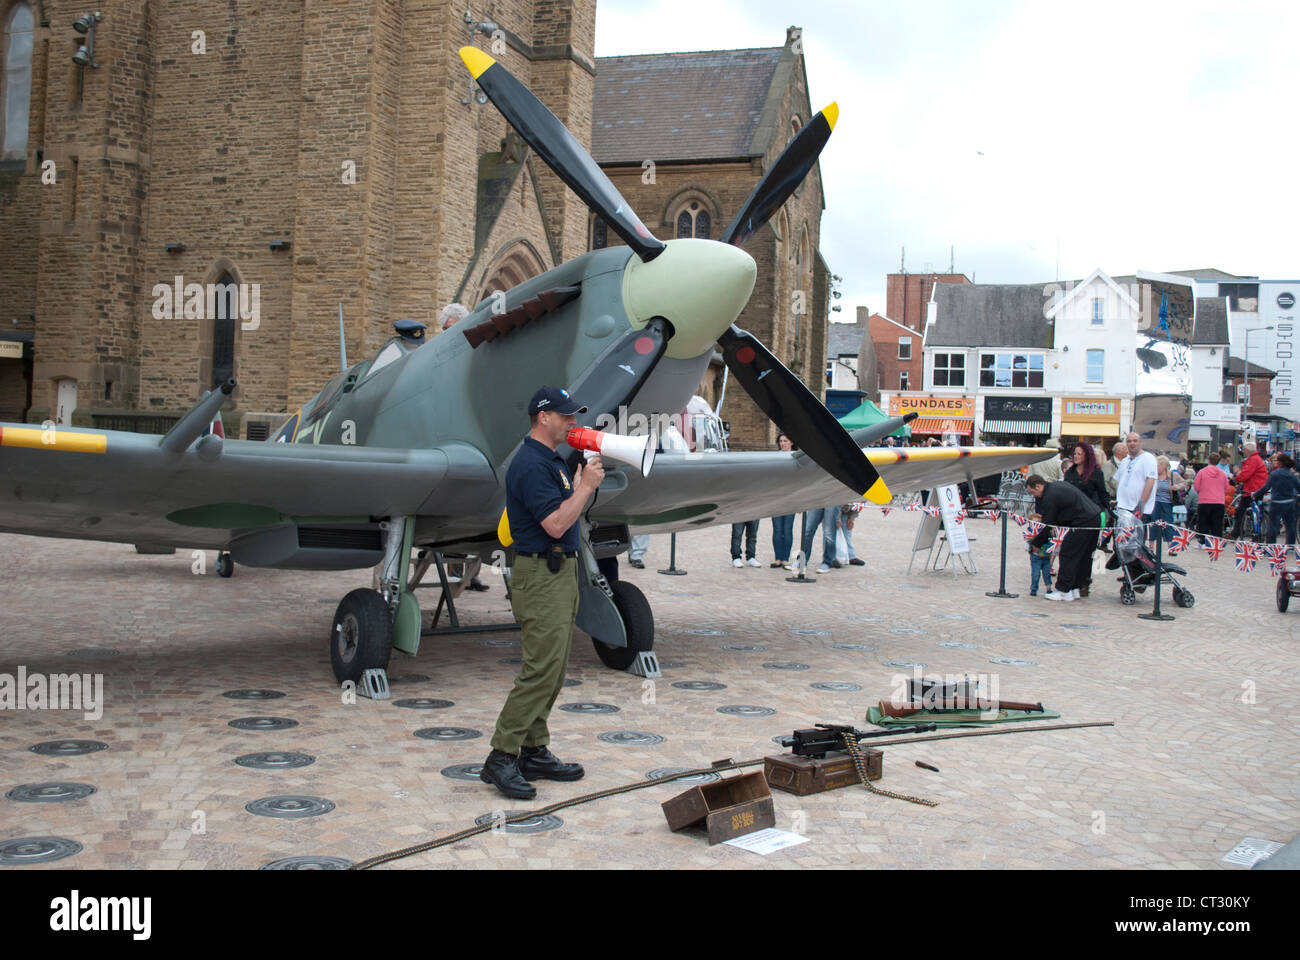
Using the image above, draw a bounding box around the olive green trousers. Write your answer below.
[490,555,579,755]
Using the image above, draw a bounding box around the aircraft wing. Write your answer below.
[0,422,495,555]
[591,446,1057,534]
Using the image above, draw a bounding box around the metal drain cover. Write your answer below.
[261,856,353,870]
[938,641,980,650]
[811,682,862,692]
[686,628,727,636]
[597,731,665,745]
[6,782,97,803]
[934,614,969,621]
[228,717,298,731]
[722,644,765,652]
[414,727,482,742]
[982,627,1016,633]
[474,812,563,834]
[763,662,809,671]
[28,740,109,757]
[245,796,335,819]
[717,705,776,717]
[646,768,720,784]
[890,628,924,635]
[65,648,119,658]
[393,698,454,710]
[558,702,620,714]
[1062,623,1098,630]
[499,657,523,665]
[1012,612,1049,618]
[989,657,1038,667]
[479,639,520,647]
[881,660,927,668]
[898,585,930,590]
[235,752,315,770]
[222,689,285,700]
[440,763,485,781]
[671,680,726,691]
[791,629,830,635]
[848,616,884,622]
[832,643,872,651]
[658,660,688,668]
[388,674,431,684]
[1032,640,1075,648]
[562,678,582,687]
[0,836,82,865]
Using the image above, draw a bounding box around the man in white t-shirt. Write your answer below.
[1115,431,1157,517]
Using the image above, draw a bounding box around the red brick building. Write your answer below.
[865,308,921,399]
[886,271,969,332]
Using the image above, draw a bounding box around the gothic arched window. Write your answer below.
[2,3,34,164]
[675,199,711,240]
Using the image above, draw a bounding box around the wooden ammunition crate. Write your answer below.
[763,749,883,796]
[661,771,775,845]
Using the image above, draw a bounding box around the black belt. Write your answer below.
[515,550,577,558]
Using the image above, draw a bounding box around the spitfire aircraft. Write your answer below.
[0,48,1051,683]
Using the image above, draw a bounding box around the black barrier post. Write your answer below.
[786,512,816,584]
[1139,521,1174,621]
[658,532,687,576]
[985,507,1018,599]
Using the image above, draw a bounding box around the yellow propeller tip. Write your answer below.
[822,102,839,131]
[863,476,891,505]
[459,46,496,79]
[497,508,513,547]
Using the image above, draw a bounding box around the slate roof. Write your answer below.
[592,48,783,164]
[826,321,864,358]
[1193,297,1229,345]
[926,283,1052,349]
[1225,356,1277,378]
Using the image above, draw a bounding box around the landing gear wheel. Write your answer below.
[1172,586,1195,608]
[1120,584,1136,605]
[591,580,654,670]
[216,552,235,578]
[330,588,393,684]
[1280,578,1291,614]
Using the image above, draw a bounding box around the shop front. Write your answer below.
[1059,396,1124,454]
[979,396,1052,446]
[886,395,974,444]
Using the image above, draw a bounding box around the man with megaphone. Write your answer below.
[482,386,604,800]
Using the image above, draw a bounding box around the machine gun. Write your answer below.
[779,722,938,759]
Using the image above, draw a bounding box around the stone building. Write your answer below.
[0,0,597,436]
[0,5,827,447]
[592,27,830,450]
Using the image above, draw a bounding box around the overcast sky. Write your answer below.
[594,0,1300,328]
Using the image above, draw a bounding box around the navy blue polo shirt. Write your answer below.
[506,436,580,553]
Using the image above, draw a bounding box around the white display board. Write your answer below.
[936,483,970,555]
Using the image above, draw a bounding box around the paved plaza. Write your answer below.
[1,512,1296,870]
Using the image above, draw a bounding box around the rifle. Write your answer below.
[779,722,937,759]
[878,698,1044,719]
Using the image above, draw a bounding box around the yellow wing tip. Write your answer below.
[459,46,496,79]
[496,508,513,547]
[822,102,838,131]
[863,476,891,505]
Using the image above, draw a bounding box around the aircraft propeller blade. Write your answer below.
[718,324,890,503]
[719,103,838,248]
[569,318,672,432]
[459,47,666,263]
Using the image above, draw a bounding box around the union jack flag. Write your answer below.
[955,510,967,524]
[1202,536,1225,561]
[1168,528,1193,555]
[905,502,921,512]
[1234,542,1257,573]
[1117,525,1136,545]
[1265,544,1288,576]
[880,507,891,518]
[1097,528,1112,547]
[1012,514,1027,527]
[1023,520,1044,541]
[1048,529,1066,554]
[925,506,941,517]
[988,508,1000,523]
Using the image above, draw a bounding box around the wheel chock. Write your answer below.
[359,668,391,700]
[628,651,661,679]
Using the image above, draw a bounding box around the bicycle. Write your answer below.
[1228,488,1264,542]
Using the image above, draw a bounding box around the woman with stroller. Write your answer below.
[1063,442,1108,596]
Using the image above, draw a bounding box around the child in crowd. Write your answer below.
[1028,512,1053,597]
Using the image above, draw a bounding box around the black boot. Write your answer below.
[518,745,584,782]
[480,749,536,799]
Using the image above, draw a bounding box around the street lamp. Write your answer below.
[1242,325,1275,416]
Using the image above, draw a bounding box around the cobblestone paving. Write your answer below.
[1,514,1296,870]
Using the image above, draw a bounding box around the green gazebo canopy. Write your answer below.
[837,400,910,437]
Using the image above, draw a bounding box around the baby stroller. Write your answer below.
[1105,508,1196,607]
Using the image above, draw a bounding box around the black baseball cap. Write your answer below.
[528,386,587,417]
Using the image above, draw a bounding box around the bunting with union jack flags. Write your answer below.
[1168,528,1193,555]
[1048,528,1067,554]
[1265,544,1288,576]
[1234,542,1258,573]
[1202,536,1226,561]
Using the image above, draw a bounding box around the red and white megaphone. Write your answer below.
[567,427,657,478]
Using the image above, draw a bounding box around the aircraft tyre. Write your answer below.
[216,552,235,578]
[591,580,653,670]
[331,588,393,684]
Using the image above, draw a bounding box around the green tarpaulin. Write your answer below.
[838,400,910,437]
